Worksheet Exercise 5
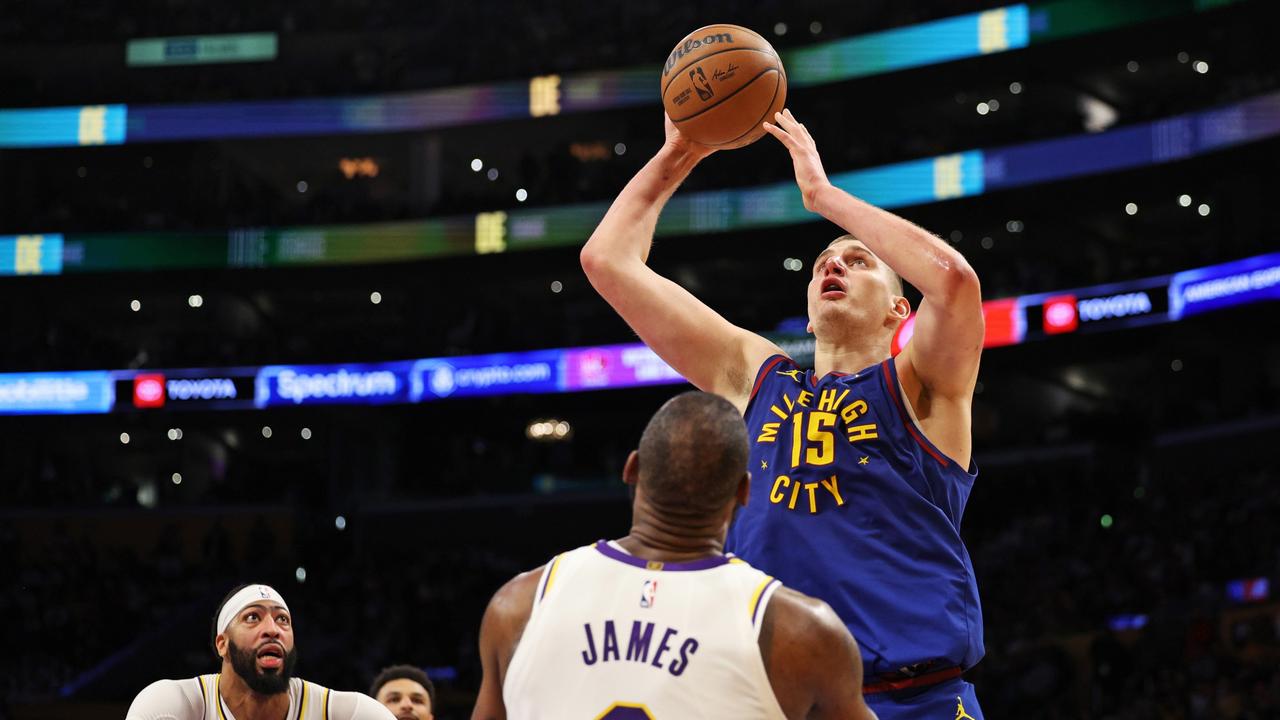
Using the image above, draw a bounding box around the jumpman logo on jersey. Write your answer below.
[954,696,975,720]
[775,368,803,383]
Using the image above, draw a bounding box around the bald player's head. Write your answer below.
[634,391,749,516]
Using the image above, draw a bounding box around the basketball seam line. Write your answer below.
[717,65,785,147]
[662,47,779,97]
[670,67,779,126]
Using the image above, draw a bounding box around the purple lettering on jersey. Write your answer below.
[581,623,598,665]
[602,620,620,662]
[625,621,655,663]
[649,627,678,669]
[668,637,699,676]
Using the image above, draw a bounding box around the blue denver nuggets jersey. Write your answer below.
[726,354,984,676]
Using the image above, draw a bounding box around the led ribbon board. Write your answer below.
[0,0,1247,148]
[15,89,1280,276]
[1,252,1274,415]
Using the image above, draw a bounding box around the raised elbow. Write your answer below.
[938,256,981,304]
[580,241,631,284]
[579,243,604,277]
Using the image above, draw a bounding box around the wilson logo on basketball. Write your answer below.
[663,32,734,76]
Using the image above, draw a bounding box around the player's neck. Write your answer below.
[616,525,725,564]
[813,336,890,378]
[219,670,290,720]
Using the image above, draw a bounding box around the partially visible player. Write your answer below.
[371,665,435,720]
[126,583,394,720]
[471,392,875,720]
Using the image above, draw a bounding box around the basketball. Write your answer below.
[661,24,787,149]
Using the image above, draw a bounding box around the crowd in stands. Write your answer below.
[4,434,1277,718]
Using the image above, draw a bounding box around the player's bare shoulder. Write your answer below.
[482,566,544,667]
[125,677,205,720]
[760,585,851,663]
[759,586,874,720]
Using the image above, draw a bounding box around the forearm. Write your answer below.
[811,183,977,301]
[582,143,704,267]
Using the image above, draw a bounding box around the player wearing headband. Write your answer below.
[126,583,395,720]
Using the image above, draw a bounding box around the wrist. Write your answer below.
[807,181,839,214]
[661,139,713,164]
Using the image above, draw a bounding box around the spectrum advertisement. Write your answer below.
[255,362,414,408]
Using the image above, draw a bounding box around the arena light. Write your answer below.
[335,515,346,530]
[261,426,273,438]
[1125,203,1138,215]
[171,472,182,484]
[130,299,141,312]
[119,432,130,444]
[1226,577,1269,604]
[301,427,312,439]
[470,158,483,172]
[526,418,572,441]
[136,483,157,508]
[1178,194,1192,207]
[338,157,379,179]
[187,294,203,308]
[370,291,382,304]
[550,280,563,293]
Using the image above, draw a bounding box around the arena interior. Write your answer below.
[2,1,1278,717]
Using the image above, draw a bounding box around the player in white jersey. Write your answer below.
[472,392,876,720]
[126,583,394,720]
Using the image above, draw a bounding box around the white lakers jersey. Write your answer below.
[126,674,394,720]
[502,540,788,719]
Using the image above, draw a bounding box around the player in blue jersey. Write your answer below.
[581,109,986,719]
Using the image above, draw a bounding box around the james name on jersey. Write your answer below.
[580,619,699,677]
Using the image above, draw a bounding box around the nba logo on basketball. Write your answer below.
[640,579,658,608]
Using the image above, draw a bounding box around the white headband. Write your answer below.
[217,584,290,636]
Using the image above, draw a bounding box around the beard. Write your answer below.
[227,637,298,695]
